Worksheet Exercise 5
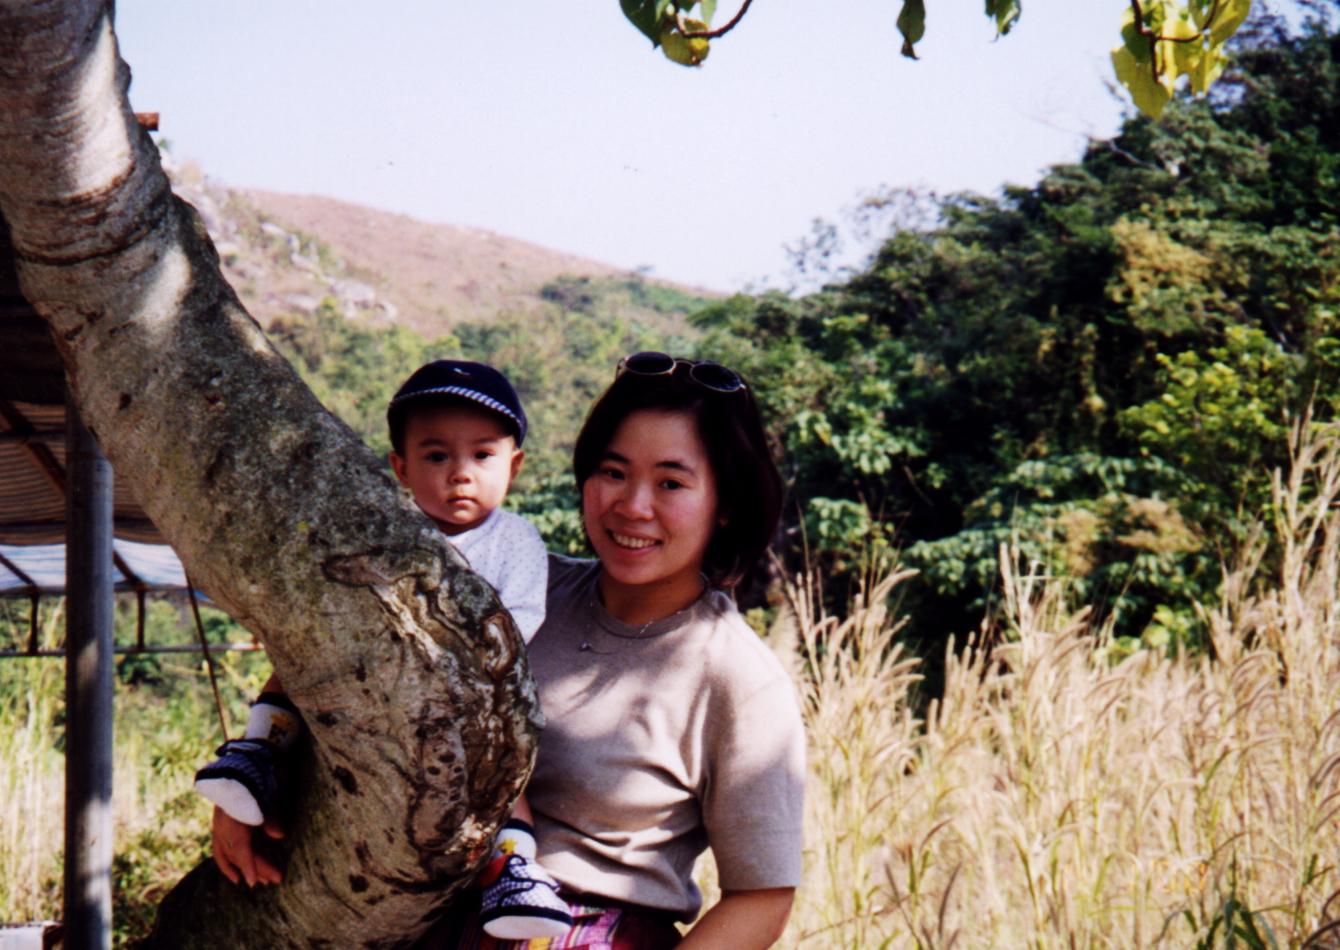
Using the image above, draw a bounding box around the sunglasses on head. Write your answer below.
[615,351,747,394]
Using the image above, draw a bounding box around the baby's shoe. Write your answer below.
[479,852,574,940]
[193,738,279,827]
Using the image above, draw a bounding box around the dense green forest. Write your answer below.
[268,14,1339,659]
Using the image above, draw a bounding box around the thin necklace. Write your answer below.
[581,578,707,651]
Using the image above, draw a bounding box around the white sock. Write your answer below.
[244,692,303,749]
[494,819,538,860]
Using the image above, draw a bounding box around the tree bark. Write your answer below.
[0,2,541,945]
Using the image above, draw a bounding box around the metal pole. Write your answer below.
[63,402,113,950]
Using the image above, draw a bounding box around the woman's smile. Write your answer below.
[609,531,659,551]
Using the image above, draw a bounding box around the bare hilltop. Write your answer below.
[167,159,715,338]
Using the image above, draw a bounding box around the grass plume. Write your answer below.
[784,418,1340,947]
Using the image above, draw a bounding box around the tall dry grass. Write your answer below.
[784,418,1340,948]
[0,600,264,943]
[0,604,65,921]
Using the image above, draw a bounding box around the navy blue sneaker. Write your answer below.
[194,739,279,826]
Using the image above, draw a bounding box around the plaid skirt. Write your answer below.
[427,895,682,950]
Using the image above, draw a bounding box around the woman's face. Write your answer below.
[582,408,720,621]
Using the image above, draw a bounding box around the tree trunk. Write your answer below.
[0,2,541,945]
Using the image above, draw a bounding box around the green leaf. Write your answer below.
[985,0,1021,36]
[1167,16,1204,75]
[897,0,926,59]
[1170,41,1202,80]
[1189,0,1215,29]
[1189,44,1226,93]
[1119,6,1148,58]
[699,0,717,25]
[661,17,711,65]
[1112,42,1171,119]
[1209,0,1252,44]
[1165,10,1201,42]
[621,0,673,45]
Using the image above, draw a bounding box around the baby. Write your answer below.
[195,359,571,940]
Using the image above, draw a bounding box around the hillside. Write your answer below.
[164,157,715,338]
[241,189,652,334]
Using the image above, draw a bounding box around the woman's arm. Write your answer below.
[677,888,795,950]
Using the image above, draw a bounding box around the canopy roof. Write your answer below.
[1,540,188,596]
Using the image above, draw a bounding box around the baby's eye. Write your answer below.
[475,450,494,461]
[425,451,449,463]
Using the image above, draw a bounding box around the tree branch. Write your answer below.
[680,0,755,39]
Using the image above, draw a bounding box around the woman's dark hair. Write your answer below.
[573,363,783,590]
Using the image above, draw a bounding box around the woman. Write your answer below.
[447,352,804,948]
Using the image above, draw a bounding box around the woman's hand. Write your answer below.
[678,888,795,949]
[212,806,285,887]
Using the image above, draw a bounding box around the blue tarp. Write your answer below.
[0,540,190,595]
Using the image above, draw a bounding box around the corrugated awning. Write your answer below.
[0,399,164,546]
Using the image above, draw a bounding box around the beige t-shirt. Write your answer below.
[527,556,805,920]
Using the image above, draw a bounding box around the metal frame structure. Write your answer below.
[0,113,256,949]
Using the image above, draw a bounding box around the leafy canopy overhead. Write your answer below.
[620,0,1256,117]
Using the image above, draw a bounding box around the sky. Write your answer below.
[115,1,1132,292]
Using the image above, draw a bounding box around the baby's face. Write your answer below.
[390,403,523,535]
